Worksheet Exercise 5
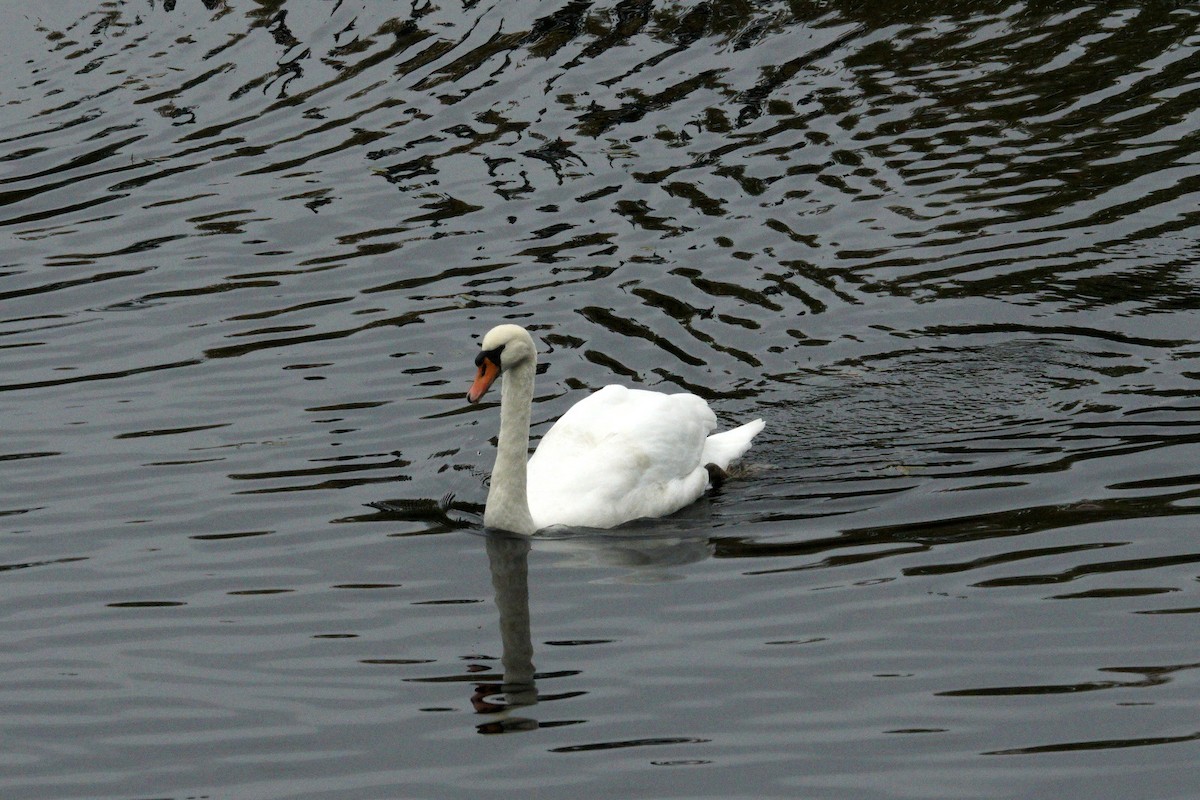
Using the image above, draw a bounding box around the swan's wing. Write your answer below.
[527,385,717,528]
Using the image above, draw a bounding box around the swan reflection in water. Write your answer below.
[473,531,537,732]
[473,526,714,734]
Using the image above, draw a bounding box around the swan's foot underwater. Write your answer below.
[705,462,729,489]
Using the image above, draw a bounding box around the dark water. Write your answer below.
[3,1,1199,797]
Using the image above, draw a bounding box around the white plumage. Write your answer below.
[467,324,764,535]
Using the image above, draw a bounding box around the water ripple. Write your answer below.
[4,2,1200,798]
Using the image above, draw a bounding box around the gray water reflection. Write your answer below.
[3,0,1200,798]
[478,532,538,730]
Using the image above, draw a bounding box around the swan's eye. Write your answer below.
[475,345,504,368]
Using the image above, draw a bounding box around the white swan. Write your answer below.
[466,324,764,535]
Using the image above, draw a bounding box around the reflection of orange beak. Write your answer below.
[467,358,500,403]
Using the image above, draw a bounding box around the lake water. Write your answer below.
[3,2,1199,798]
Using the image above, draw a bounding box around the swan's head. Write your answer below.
[466,324,537,403]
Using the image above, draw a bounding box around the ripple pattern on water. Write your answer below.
[3,1,1200,798]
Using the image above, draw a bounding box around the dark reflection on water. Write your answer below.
[3,1,1200,798]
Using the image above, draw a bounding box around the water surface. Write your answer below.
[3,2,1199,798]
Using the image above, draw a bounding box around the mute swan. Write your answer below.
[466,324,764,535]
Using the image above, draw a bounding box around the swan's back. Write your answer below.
[526,385,759,529]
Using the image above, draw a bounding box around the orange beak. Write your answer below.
[467,358,500,403]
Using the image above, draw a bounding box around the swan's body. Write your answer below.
[467,324,764,535]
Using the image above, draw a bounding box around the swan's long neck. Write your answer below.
[484,359,537,535]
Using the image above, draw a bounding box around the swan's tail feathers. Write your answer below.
[702,418,765,470]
